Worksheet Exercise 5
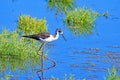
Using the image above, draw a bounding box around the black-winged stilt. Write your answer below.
[22,28,66,50]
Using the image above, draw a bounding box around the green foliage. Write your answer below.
[0,28,40,72]
[48,0,75,14]
[105,67,120,80]
[47,0,108,36]
[17,15,47,35]
[102,11,110,19]
[69,75,75,80]
[0,15,48,72]
[5,75,10,80]
[64,8,100,36]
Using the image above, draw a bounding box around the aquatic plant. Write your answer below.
[0,28,41,72]
[105,67,120,80]
[0,15,48,72]
[5,75,10,80]
[47,0,75,14]
[17,15,48,35]
[48,1,108,36]
[64,8,100,36]
[0,75,10,80]
[49,74,76,80]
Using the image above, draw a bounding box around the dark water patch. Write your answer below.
[102,51,120,63]
[87,74,98,80]
[81,62,97,72]
[80,66,107,72]
[72,47,101,54]
[87,54,104,58]
[69,46,120,80]
[71,57,79,60]
[107,45,120,48]
[82,67,96,72]
[112,17,120,20]
[25,75,34,80]
[45,44,56,49]
[70,64,80,68]
[85,48,101,53]
[58,61,68,64]
[105,51,120,59]
[99,60,111,63]
[82,61,96,67]
[87,49,120,69]
[12,0,18,3]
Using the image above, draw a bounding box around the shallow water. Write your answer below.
[0,0,120,80]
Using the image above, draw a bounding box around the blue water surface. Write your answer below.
[0,0,120,80]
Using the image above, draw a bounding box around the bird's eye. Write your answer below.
[58,30,63,34]
[58,30,62,33]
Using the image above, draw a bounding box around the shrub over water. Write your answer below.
[64,8,100,36]
[0,15,48,72]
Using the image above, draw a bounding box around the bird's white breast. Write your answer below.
[39,35,59,42]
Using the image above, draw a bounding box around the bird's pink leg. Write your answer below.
[38,43,45,55]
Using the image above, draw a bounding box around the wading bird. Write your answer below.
[22,28,66,51]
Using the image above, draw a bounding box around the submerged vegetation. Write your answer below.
[47,0,105,36]
[0,29,40,72]
[64,8,99,36]
[47,0,109,36]
[0,15,48,72]
[48,0,100,36]
[47,0,75,14]
[105,67,120,80]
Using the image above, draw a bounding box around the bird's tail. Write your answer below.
[22,35,31,38]
[22,35,39,40]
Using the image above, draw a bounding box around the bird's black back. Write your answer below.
[22,33,51,40]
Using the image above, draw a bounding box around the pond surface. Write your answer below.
[0,0,120,80]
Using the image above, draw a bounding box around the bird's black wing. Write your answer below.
[38,33,50,39]
[23,33,50,40]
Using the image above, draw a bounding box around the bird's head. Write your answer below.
[56,28,63,34]
[56,28,67,41]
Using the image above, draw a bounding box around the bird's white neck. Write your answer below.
[54,32,59,40]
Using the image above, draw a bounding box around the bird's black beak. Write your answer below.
[61,34,67,41]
